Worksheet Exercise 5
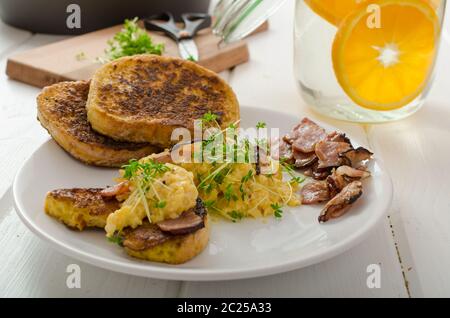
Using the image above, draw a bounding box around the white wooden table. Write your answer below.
[1,2,449,298]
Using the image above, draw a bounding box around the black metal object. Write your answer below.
[0,0,211,35]
[144,12,211,41]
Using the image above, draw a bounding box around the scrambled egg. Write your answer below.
[181,162,300,221]
[105,163,198,237]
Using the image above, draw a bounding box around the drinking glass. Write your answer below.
[212,0,446,123]
[294,0,446,123]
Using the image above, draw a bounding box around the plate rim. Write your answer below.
[12,109,393,281]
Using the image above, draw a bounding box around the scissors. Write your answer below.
[144,12,211,61]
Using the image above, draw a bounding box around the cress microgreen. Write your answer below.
[224,183,238,202]
[154,201,167,209]
[107,233,123,246]
[122,159,170,182]
[256,121,267,129]
[121,159,171,222]
[271,203,283,219]
[203,200,216,209]
[229,210,244,222]
[202,111,218,123]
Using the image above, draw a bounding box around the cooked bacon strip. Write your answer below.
[315,141,352,169]
[301,181,330,205]
[284,118,327,153]
[340,147,373,169]
[100,181,130,198]
[319,181,363,223]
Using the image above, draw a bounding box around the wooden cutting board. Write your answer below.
[6,21,268,88]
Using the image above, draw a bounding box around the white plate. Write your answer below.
[13,107,392,281]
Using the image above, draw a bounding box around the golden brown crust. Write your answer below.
[45,188,121,230]
[47,188,120,216]
[37,81,160,167]
[87,55,240,147]
[124,216,210,264]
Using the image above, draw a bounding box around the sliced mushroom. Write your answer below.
[122,198,207,250]
[284,118,327,153]
[326,173,347,198]
[303,167,314,177]
[293,149,317,168]
[157,198,206,235]
[315,141,352,169]
[157,209,205,235]
[122,222,171,251]
[301,181,330,205]
[312,166,332,180]
[326,131,352,145]
[326,166,370,197]
[340,147,373,169]
[272,138,294,164]
[318,181,363,223]
[335,165,371,179]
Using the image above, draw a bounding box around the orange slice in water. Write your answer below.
[305,0,441,26]
[304,0,367,26]
[332,0,440,111]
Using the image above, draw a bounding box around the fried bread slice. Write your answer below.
[37,81,160,167]
[45,188,120,231]
[123,216,210,265]
[45,186,209,264]
[86,54,240,148]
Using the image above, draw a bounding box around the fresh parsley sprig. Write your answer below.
[104,17,164,61]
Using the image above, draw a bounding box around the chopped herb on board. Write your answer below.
[75,51,87,61]
[104,17,164,61]
[187,55,197,62]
